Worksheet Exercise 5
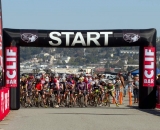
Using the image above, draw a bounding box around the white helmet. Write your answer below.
[36,76,40,79]
[55,73,59,78]
[108,80,112,84]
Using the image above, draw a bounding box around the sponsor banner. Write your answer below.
[19,30,114,47]
[0,87,10,121]
[123,33,140,43]
[20,30,38,44]
[48,31,113,47]
[5,47,17,87]
[123,30,140,43]
[143,47,155,87]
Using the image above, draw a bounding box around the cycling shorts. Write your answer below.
[107,91,114,97]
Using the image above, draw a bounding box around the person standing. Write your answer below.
[133,74,139,103]
[119,73,125,97]
[114,77,122,104]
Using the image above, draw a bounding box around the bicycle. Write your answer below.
[65,90,72,107]
[20,90,28,108]
[93,89,100,107]
[48,93,56,108]
[34,92,42,108]
[77,90,85,108]
[106,90,111,107]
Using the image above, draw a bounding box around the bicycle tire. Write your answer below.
[80,95,84,107]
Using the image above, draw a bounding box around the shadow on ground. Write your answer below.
[128,105,160,116]
[46,113,136,116]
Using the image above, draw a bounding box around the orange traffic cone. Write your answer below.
[119,86,123,105]
[128,87,132,106]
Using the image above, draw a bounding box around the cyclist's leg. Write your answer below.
[110,91,119,106]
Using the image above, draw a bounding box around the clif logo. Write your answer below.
[21,33,38,43]
[123,33,140,43]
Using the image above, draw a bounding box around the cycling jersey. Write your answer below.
[27,81,32,90]
[41,79,45,85]
[20,80,26,86]
[103,86,107,91]
[36,83,42,91]
[87,83,92,92]
[107,84,114,91]
[77,82,86,91]
[92,84,100,91]
[59,82,64,91]
[66,82,73,90]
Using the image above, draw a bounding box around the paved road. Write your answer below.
[0,97,160,130]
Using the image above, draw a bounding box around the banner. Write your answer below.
[0,87,10,121]
[143,47,155,87]
[5,47,17,87]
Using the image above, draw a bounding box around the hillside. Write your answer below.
[20,39,160,70]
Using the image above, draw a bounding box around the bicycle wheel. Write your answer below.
[80,95,84,107]
[21,97,25,107]
[94,94,98,107]
[51,94,55,108]
[37,94,41,108]
[65,94,69,107]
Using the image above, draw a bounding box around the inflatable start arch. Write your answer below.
[0,0,157,110]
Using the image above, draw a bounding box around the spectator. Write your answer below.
[118,72,125,97]
[127,72,132,81]
[133,74,139,103]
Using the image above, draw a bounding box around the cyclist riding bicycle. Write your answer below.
[106,80,119,107]
[91,80,103,106]
[77,77,87,107]
[92,81,102,95]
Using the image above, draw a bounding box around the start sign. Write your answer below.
[5,47,17,87]
[143,47,155,87]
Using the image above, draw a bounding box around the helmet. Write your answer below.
[95,80,99,85]
[79,77,83,82]
[55,73,59,78]
[36,76,40,79]
[101,80,107,84]
[62,78,66,82]
[108,80,112,84]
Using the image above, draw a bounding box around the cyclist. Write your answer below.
[106,80,119,107]
[59,78,65,106]
[92,80,102,106]
[53,74,60,108]
[100,80,108,106]
[42,78,50,108]
[77,77,87,107]
[64,77,74,106]
[35,79,43,99]
[26,77,34,107]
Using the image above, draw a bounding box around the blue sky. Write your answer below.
[2,0,160,36]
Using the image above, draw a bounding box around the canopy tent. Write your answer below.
[131,68,160,76]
